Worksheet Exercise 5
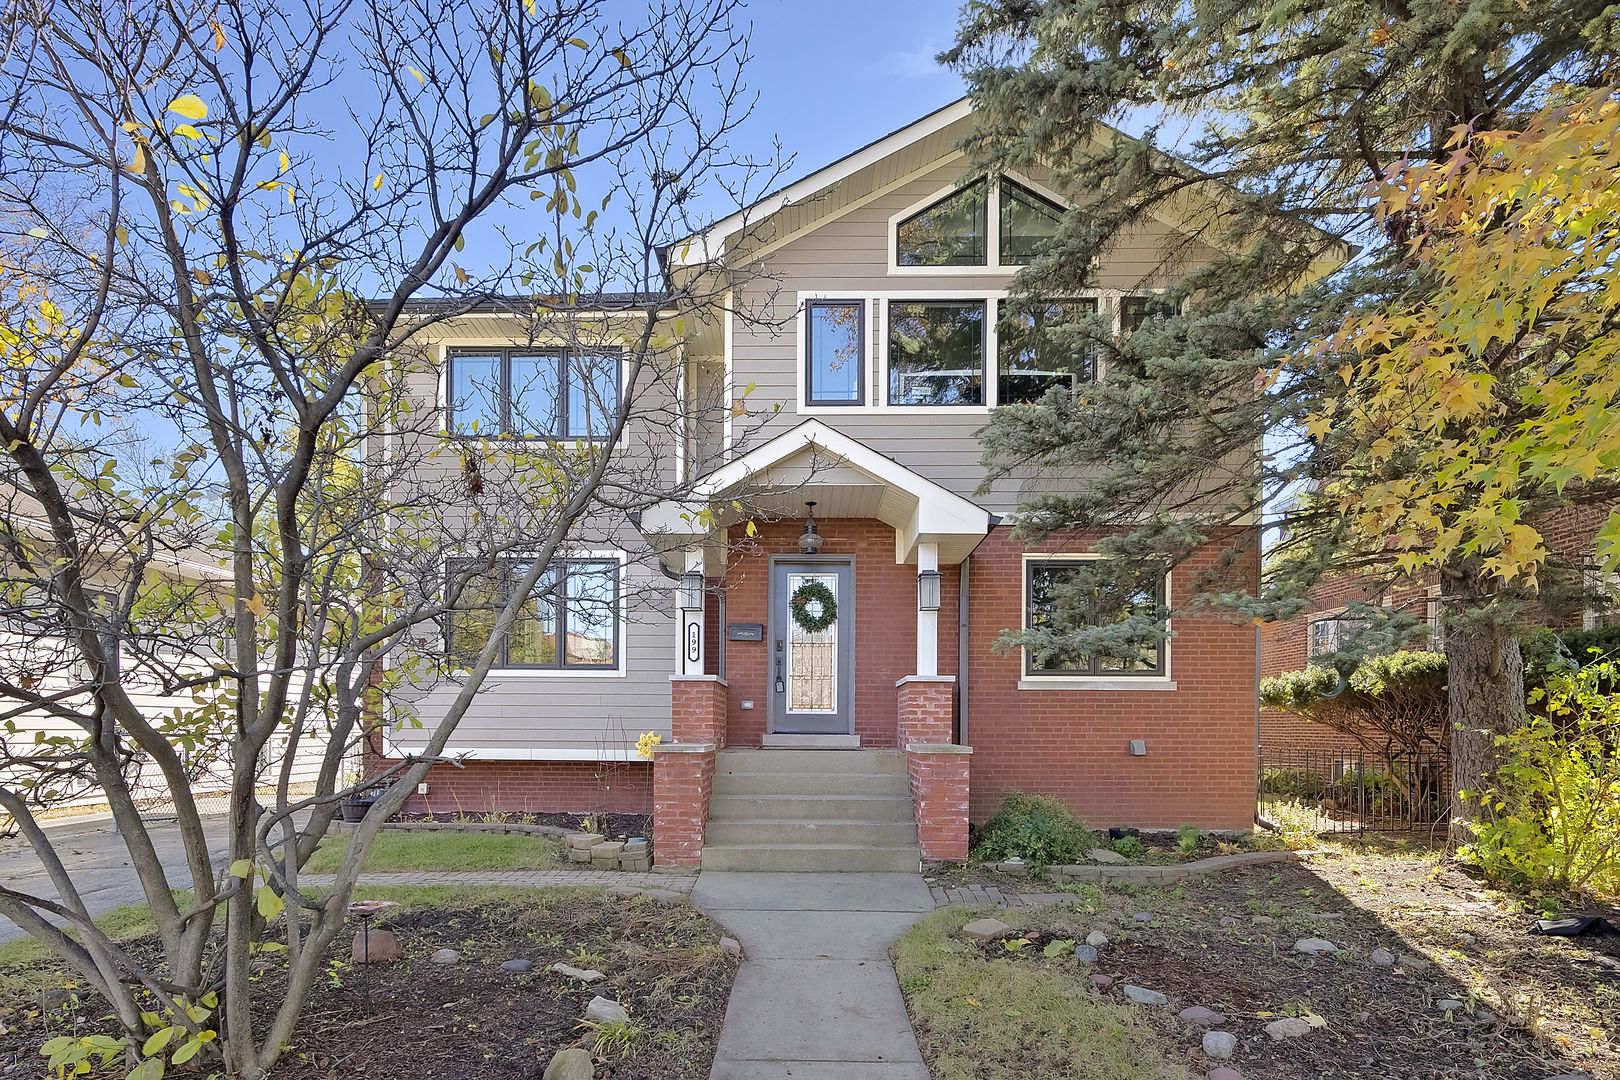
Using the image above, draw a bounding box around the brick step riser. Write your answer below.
[714,749,908,776]
[699,843,920,873]
[707,794,915,822]
[712,773,910,797]
[702,819,919,847]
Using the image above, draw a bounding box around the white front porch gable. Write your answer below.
[639,419,991,679]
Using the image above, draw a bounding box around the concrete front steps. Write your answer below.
[702,749,920,873]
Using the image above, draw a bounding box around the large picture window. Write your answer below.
[895,180,987,267]
[1024,559,1166,676]
[805,301,865,405]
[997,299,1097,404]
[447,557,619,669]
[447,348,620,439]
[888,301,985,406]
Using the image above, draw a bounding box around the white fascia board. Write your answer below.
[669,98,975,270]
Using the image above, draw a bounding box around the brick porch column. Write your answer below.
[670,674,728,746]
[650,743,715,867]
[897,675,970,861]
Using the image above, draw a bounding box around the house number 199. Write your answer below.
[686,622,701,664]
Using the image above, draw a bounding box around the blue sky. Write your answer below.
[720,0,967,191]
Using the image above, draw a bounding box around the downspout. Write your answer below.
[957,560,971,745]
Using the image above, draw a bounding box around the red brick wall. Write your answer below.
[964,526,1259,831]
[717,518,961,747]
[909,748,971,861]
[651,748,714,866]
[397,759,652,816]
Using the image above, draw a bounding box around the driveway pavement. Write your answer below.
[692,871,936,1080]
[0,813,234,944]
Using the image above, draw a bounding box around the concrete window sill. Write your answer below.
[1016,678,1178,692]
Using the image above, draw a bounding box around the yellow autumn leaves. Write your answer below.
[1301,87,1620,587]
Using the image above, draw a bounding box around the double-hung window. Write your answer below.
[1305,614,1368,659]
[805,301,866,405]
[1024,559,1166,677]
[997,299,1097,404]
[887,300,985,406]
[447,557,619,670]
[447,348,620,439]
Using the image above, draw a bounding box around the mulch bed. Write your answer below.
[0,890,735,1079]
[938,845,1620,1078]
[396,810,653,840]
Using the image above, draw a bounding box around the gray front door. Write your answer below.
[769,558,854,735]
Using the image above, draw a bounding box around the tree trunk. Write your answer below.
[1444,568,1525,839]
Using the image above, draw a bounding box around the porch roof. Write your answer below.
[640,420,992,568]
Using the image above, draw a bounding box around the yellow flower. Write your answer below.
[635,731,662,760]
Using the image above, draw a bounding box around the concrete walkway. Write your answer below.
[301,869,693,890]
[692,871,935,1080]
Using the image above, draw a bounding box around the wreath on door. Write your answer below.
[789,579,838,634]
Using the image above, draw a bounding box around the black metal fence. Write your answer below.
[1258,745,1450,834]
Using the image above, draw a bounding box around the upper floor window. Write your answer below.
[447,347,619,439]
[1024,558,1166,676]
[896,180,987,267]
[805,301,866,405]
[997,299,1097,404]
[447,556,619,670]
[893,176,1067,271]
[1121,295,1178,333]
[1306,613,1368,658]
[888,300,985,406]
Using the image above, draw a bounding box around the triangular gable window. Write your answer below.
[895,179,987,266]
[999,178,1063,265]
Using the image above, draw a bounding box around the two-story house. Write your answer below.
[383,99,1261,869]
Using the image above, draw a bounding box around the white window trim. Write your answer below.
[438,547,632,678]
[1583,567,1620,630]
[1015,552,1176,691]
[794,289,1132,415]
[887,169,1073,276]
[433,340,632,445]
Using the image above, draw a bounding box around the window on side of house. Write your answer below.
[446,557,619,669]
[1121,295,1178,333]
[997,298,1098,404]
[805,300,865,405]
[1305,613,1370,658]
[887,300,985,406]
[895,179,988,267]
[999,178,1064,265]
[447,348,620,439]
[1024,559,1166,677]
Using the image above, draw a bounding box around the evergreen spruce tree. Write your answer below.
[943,0,1619,825]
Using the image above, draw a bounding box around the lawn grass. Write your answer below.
[302,831,561,874]
[892,906,1194,1080]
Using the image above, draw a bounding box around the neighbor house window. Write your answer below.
[999,178,1064,265]
[447,557,619,669]
[1306,614,1368,658]
[805,301,865,405]
[447,348,620,439]
[888,301,985,405]
[1024,559,1166,676]
[997,299,1097,404]
[1121,295,1178,333]
[895,179,987,266]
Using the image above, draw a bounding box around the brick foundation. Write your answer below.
[908,746,972,861]
[650,744,715,866]
[394,758,652,817]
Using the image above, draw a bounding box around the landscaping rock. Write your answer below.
[1252,915,1275,926]
[1398,954,1433,971]
[1219,916,1240,928]
[1087,848,1128,864]
[640,888,686,905]
[567,833,605,863]
[606,884,643,899]
[1180,1005,1227,1027]
[1133,912,1154,923]
[1458,932,1477,944]
[584,996,629,1024]
[431,948,461,965]
[1437,999,1466,1013]
[962,918,1013,941]
[995,858,1028,877]
[1309,912,1346,921]
[1089,974,1115,989]
[720,937,743,957]
[1292,937,1337,956]
[1368,948,1395,966]
[1209,1069,1243,1080]
[35,989,71,1011]
[543,1047,595,1080]
[1085,930,1109,947]
[351,929,403,964]
[1264,1017,1313,1040]
[590,841,626,870]
[1202,1031,1238,1060]
[550,962,605,984]
[1073,945,1099,963]
[1123,984,1169,1006]
[501,958,533,973]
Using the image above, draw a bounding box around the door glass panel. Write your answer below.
[786,572,837,712]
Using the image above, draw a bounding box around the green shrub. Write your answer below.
[1259,767,1328,799]
[971,792,1094,867]
[1523,625,1620,689]
[1176,824,1202,854]
[1461,660,1620,897]
[1111,834,1145,858]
